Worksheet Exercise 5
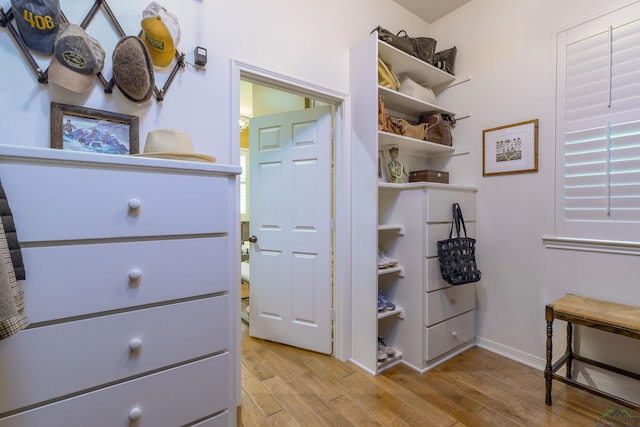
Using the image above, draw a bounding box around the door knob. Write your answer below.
[249,235,258,243]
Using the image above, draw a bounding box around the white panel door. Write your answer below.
[249,106,333,354]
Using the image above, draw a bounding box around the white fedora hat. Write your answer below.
[134,128,215,162]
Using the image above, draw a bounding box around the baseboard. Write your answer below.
[475,336,545,371]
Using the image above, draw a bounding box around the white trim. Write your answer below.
[542,236,640,256]
[475,336,545,371]
[230,60,353,404]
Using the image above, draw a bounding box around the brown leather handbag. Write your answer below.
[378,95,400,134]
[419,113,456,146]
[396,119,428,140]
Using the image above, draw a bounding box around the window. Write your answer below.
[553,2,640,249]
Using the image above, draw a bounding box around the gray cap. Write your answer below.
[48,23,105,93]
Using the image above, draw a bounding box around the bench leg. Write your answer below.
[545,305,554,406]
[565,322,573,379]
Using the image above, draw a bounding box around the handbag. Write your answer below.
[378,58,400,91]
[419,112,456,146]
[437,203,481,286]
[398,75,437,104]
[397,30,437,65]
[434,46,457,75]
[396,119,428,140]
[378,95,400,135]
[372,26,437,65]
[372,26,415,56]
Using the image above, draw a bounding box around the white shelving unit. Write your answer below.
[350,32,477,375]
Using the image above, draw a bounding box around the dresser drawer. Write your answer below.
[0,162,229,242]
[425,221,476,258]
[22,237,229,323]
[425,257,450,292]
[0,354,230,427]
[192,412,231,427]
[425,189,476,223]
[425,310,475,361]
[0,296,228,413]
[425,284,475,326]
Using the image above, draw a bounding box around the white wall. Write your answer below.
[431,0,640,401]
[0,0,428,163]
[3,0,639,400]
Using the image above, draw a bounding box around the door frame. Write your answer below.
[230,59,352,402]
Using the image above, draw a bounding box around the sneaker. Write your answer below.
[377,348,388,362]
[377,249,398,269]
[378,338,396,358]
[377,293,386,311]
[378,290,396,311]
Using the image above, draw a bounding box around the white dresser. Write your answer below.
[0,146,240,427]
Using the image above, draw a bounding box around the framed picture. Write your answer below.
[50,102,139,155]
[378,150,387,182]
[483,119,538,176]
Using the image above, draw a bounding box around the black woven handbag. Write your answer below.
[437,203,481,286]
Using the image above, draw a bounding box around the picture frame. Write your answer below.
[482,119,538,176]
[50,102,139,155]
[378,150,388,182]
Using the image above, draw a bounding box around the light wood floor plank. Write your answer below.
[238,328,639,426]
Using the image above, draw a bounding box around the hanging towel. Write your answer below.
[0,195,28,339]
[0,235,18,321]
[0,181,25,280]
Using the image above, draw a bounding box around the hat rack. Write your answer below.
[0,0,185,102]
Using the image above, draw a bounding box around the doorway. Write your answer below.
[240,81,333,353]
[231,60,351,364]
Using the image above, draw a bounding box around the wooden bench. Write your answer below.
[545,294,640,410]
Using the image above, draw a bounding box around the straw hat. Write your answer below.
[134,129,216,162]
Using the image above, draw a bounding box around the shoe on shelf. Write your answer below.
[377,293,386,311]
[377,249,398,269]
[378,337,396,358]
[377,347,388,362]
[378,289,396,311]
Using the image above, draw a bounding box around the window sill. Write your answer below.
[542,236,640,256]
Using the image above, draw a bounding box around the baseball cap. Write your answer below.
[141,2,180,68]
[47,23,105,93]
[11,0,61,54]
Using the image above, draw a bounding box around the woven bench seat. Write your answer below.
[545,294,640,410]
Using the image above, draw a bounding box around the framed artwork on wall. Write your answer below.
[50,102,139,155]
[482,119,538,176]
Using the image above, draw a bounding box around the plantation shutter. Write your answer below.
[556,3,640,242]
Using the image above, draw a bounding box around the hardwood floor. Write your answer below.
[237,324,638,426]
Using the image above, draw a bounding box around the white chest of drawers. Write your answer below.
[0,146,240,427]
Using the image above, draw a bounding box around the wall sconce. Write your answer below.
[239,116,250,131]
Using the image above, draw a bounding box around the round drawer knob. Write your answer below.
[451,331,458,337]
[129,407,142,421]
[128,269,142,281]
[128,199,142,210]
[129,338,143,351]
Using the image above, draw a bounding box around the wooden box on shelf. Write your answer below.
[409,170,449,184]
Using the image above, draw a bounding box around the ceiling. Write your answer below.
[392,0,471,23]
